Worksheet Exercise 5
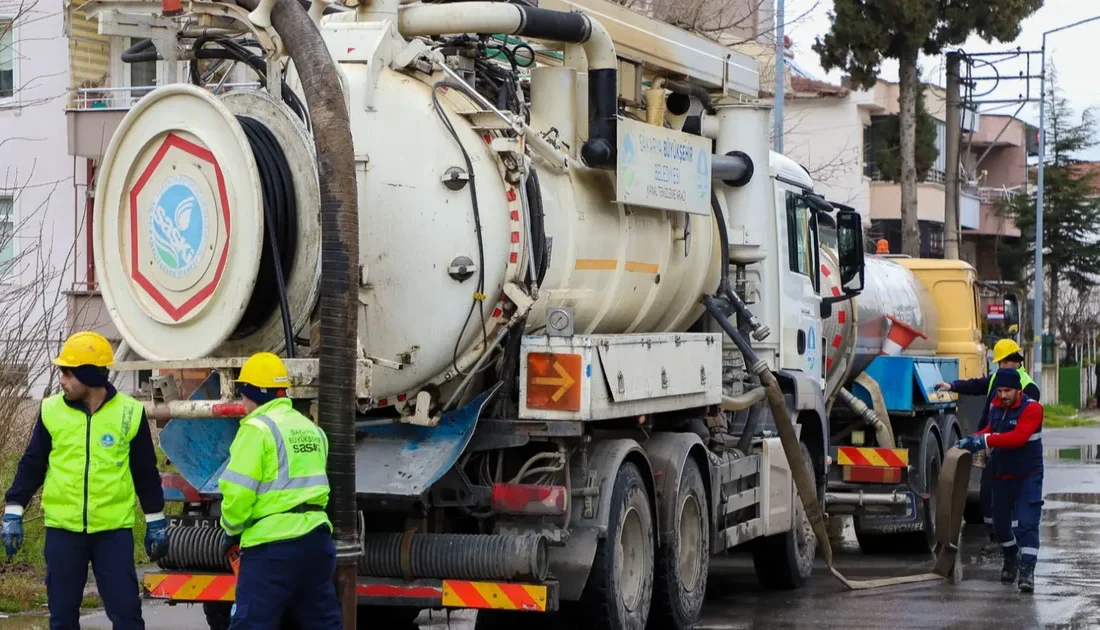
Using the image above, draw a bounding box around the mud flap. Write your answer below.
[353,385,500,500]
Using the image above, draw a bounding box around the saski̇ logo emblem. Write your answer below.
[149,176,207,278]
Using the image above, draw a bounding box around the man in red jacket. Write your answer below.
[956,367,1043,593]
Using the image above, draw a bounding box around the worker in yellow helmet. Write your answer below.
[218,352,340,629]
[1,331,166,629]
[936,337,1039,553]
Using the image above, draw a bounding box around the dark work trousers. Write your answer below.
[44,527,144,630]
[229,526,342,630]
[992,472,1044,567]
[981,465,1019,540]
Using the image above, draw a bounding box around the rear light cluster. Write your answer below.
[491,483,567,516]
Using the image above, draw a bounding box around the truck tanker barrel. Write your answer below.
[91,36,739,412]
[819,249,939,402]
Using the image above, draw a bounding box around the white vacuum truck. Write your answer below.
[79,0,948,626]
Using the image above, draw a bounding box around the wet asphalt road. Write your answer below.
[34,426,1100,629]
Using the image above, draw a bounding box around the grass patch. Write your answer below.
[1043,404,1098,428]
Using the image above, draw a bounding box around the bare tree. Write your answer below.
[613,0,820,46]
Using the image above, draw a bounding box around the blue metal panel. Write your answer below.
[853,356,958,412]
[158,372,241,497]
[352,384,500,499]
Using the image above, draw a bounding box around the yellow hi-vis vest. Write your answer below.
[218,398,331,548]
[987,367,1036,395]
[41,392,144,533]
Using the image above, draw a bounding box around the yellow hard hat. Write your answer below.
[236,352,290,389]
[1007,324,1019,335]
[992,338,1024,364]
[53,331,114,368]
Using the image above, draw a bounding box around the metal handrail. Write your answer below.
[71,82,262,110]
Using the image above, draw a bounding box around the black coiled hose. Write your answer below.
[230,116,298,357]
[157,526,232,573]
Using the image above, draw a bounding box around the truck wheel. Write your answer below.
[201,603,300,629]
[202,603,231,630]
[854,420,942,554]
[907,429,942,553]
[357,606,421,627]
[575,461,655,630]
[649,456,709,629]
[475,611,562,629]
[751,442,816,589]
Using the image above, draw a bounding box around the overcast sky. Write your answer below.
[783,0,1100,159]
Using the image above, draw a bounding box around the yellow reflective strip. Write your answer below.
[836,450,853,466]
[174,575,217,600]
[474,582,517,610]
[143,574,169,590]
[861,448,889,467]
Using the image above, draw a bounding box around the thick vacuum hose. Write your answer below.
[268,0,360,618]
[360,533,549,582]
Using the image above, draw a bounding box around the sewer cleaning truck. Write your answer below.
[80,0,973,626]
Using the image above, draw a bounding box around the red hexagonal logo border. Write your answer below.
[128,133,233,322]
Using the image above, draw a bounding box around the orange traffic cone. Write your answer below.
[881,315,927,355]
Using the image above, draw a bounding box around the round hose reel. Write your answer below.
[93,85,320,361]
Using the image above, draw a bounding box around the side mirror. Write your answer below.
[802,193,833,214]
[1003,292,1020,336]
[835,210,865,295]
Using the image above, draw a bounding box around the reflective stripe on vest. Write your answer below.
[218,398,332,548]
[40,392,144,533]
[987,368,1036,394]
[988,396,1043,476]
[220,415,330,494]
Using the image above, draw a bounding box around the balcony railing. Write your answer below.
[71,82,262,110]
[977,186,1023,204]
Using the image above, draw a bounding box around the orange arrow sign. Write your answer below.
[533,360,577,402]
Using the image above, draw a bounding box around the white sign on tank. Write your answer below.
[615,118,713,215]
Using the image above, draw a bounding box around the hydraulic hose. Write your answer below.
[268,0,360,622]
[708,194,769,341]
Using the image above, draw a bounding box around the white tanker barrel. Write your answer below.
[91,43,753,409]
[820,251,939,401]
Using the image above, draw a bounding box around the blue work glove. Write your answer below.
[144,517,169,562]
[1,512,23,560]
[955,434,986,454]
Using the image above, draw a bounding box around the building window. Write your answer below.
[0,19,14,100]
[870,219,945,259]
[0,196,13,274]
[928,119,947,184]
[129,37,156,100]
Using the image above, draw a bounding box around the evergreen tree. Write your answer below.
[999,72,1100,338]
[869,80,939,183]
[814,0,1043,257]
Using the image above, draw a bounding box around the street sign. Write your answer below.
[986,304,1005,320]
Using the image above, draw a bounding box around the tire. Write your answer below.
[751,442,816,589]
[905,433,942,554]
[357,606,421,628]
[203,602,231,630]
[963,500,985,525]
[574,461,655,630]
[201,601,311,629]
[854,421,942,555]
[649,456,709,630]
[475,611,561,630]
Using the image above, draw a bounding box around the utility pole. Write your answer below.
[1033,14,1100,383]
[943,51,962,260]
[773,0,785,153]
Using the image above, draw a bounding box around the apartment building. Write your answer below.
[0,0,95,396]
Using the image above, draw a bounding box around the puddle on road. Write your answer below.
[1044,445,1100,462]
[1047,492,1100,505]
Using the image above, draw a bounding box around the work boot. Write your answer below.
[1000,549,1019,584]
[1018,564,1035,593]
